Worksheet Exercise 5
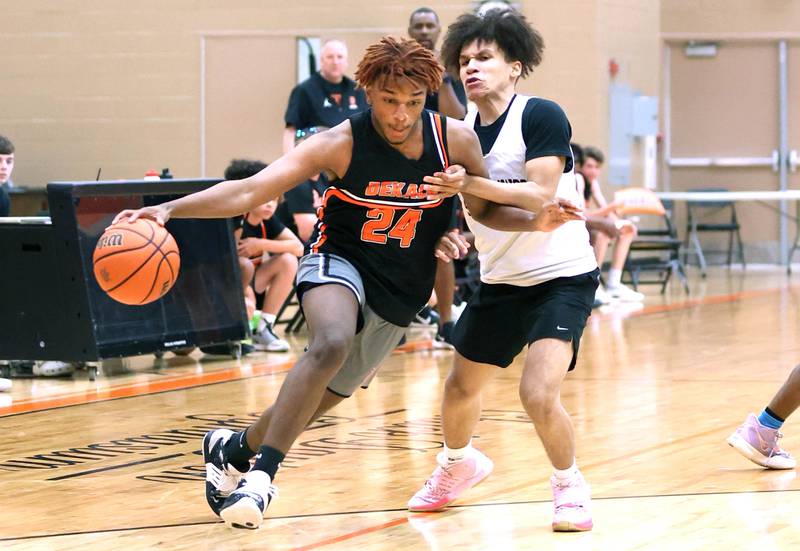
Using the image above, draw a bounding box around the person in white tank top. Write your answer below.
[408,9,597,532]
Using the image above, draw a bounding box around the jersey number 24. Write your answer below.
[361,208,422,248]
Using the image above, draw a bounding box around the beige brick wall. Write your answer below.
[661,0,800,35]
[2,1,656,188]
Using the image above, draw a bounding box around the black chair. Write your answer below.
[619,195,690,294]
[274,285,306,333]
[684,187,745,277]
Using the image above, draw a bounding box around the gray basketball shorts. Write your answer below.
[296,253,407,397]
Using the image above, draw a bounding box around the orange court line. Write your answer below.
[292,517,409,551]
[0,360,295,416]
[393,337,436,354]
[1,288,784,417]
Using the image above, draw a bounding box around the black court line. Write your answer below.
[362,408,406,418]
[22,411,405,482]
[4,486,800,542]
[46,452,188,481]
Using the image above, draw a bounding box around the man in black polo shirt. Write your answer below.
[282,39,367,153]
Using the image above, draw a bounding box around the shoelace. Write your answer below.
[553,479,589,510]
[769,431,790,457]
[424,466,459,497]
[757,428,789,457]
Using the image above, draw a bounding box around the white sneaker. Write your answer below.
[33,361,75,377]
[607,283,645,302]
[219,470,278,529]
[0,378,11,392]
[593,286,612,307]
[252,324,290,352]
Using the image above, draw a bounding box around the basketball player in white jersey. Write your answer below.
[408,10,598,532]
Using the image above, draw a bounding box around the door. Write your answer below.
[665,41,793,264]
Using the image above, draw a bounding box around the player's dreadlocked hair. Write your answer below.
[355,36,444,92]
[441,9,544,78]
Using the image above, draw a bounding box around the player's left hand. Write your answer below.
[423,164,466,199]
[531,198,585,232]
[435,229,470,262]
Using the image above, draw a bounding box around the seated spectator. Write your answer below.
[276,127,330,243]
[573,144,643,305]
[0,134,14,217]
[226,159,304,352]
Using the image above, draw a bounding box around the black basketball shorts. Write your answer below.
[452,269,599,369]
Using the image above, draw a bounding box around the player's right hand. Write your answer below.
[531,198,585,232]
[111,205,170,227]
[423,164,466,199]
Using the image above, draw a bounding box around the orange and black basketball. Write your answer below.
[93,218,181,305]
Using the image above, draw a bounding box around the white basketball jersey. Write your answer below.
[463,95,597,286]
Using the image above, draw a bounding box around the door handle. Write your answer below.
[772,150,780,172]
[790,150,799,173]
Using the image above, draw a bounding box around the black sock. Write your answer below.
[252,445,285,480]
[765,406,786,423]
[223,429,256,472]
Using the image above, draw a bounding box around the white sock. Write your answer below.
[553,459,579,481]
[444,441,472,463]
[607,269,622,288]
[258,313,277,332]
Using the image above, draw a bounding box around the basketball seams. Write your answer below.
[163,250,179,282]
[92,225,156,263]
[103,227,172,295]
[93,219,180,305]
[139,255,171,304]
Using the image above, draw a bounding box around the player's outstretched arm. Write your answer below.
[112,124,352,226]
[424,119,567,213]
[440,120,583,232]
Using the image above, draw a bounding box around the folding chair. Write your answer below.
[614,188,690,294]
[274,285,306,333]
[684,187,745,277]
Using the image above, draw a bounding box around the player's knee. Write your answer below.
[444,370,482,400]
[307,329,353,367]
[519,384,558,419]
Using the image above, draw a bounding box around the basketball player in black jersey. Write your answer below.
[113,36,582,530]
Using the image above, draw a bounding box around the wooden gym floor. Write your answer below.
[1,266,800,550]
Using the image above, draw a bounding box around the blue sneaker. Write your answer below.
[219,470,278,529]
[203,429,248,516]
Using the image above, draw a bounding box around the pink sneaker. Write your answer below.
[551,471,593,532]
[727,413,796,469]
[408,448,494,512]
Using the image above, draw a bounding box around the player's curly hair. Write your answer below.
[441,9,544,78]
[355,36,444,92]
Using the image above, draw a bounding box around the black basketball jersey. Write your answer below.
[308,109,454,327]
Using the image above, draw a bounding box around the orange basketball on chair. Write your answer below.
[93,218,181,305]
